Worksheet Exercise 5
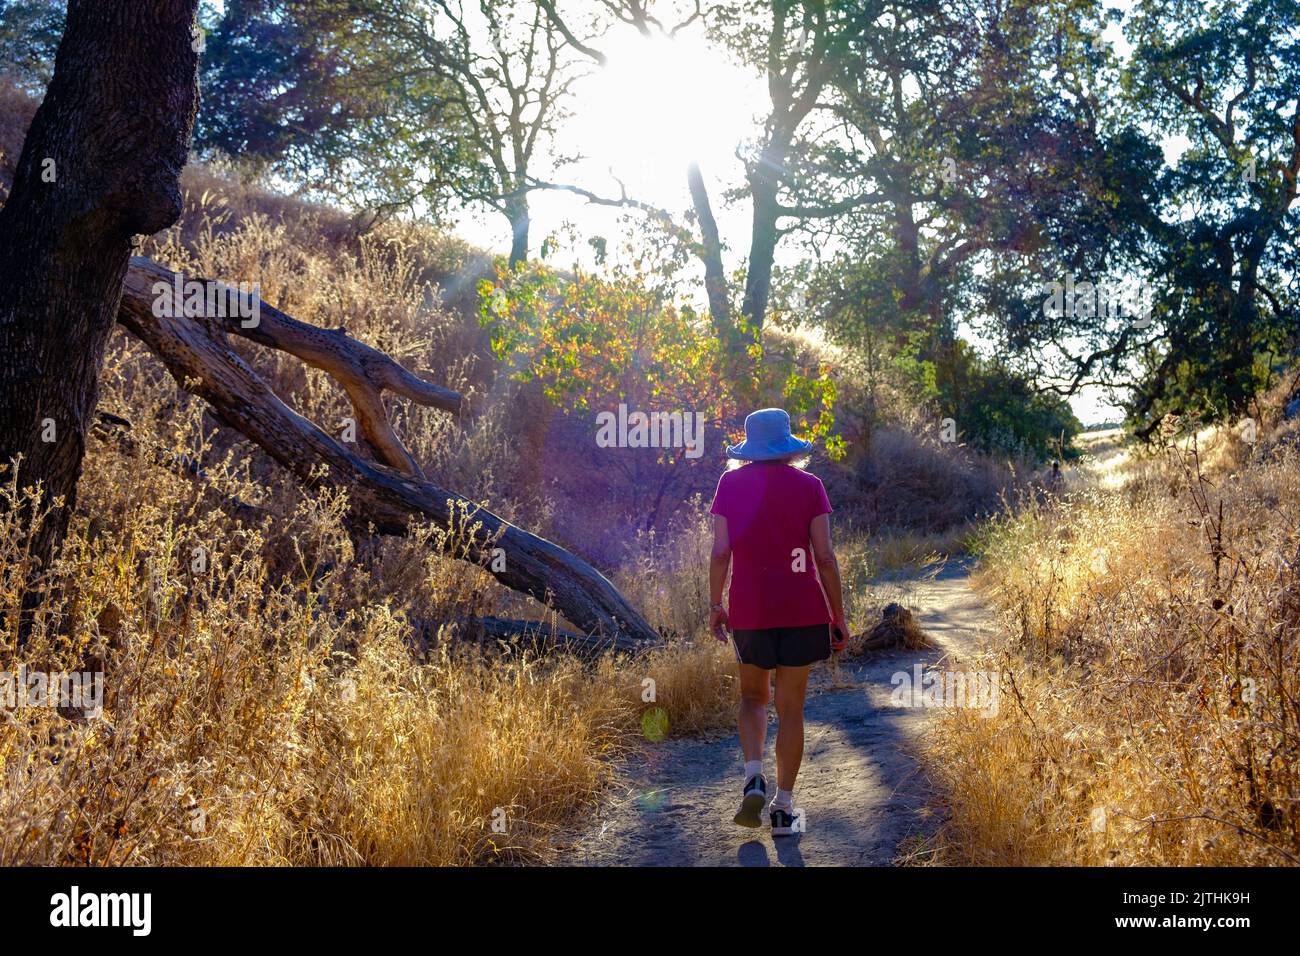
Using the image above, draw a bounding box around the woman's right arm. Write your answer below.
[810,513,848,647]
[708,515,731,639]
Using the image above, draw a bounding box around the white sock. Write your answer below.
[772,787,793,809]
[743,760,763,783]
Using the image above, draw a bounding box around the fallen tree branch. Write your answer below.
[129,256,459,479]
[116,257,660,646]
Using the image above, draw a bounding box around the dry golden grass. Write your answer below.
[0,439,738,864]
[0,162,739,866]
[844,524,973,578]
[923,409,1300,866]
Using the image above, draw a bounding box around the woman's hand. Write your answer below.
[709,604,729,642]
[830,616,850,652]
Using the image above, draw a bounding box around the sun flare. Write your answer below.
[578,33,763,206]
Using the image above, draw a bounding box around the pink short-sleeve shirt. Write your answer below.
[709,462,833,630]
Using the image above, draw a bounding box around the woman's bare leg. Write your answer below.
[737,663,770,763]
[773,665,811,791]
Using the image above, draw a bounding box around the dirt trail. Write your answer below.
[555,561,996,866]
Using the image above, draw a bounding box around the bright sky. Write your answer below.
[450,15,1152,426]
[454,28,764,277]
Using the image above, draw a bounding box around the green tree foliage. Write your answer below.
[196,0,481,221]
[940,0,1298,439]
[939,342,1082,460]
[793,0,1136,450]
[703,0,865,331]
[1116,0,1300,435]
[9,0,1289,450]
[795,0,1297,446]
[0,0,64,90]
[478,249,844,458]
[0,1,483,221]
[196,0,355,165]
[321,0,592,261]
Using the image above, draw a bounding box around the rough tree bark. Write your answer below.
[737,0,836,332]
[0,0,201,570]
[117,258,661,649]
[687,161,732,336]
[505,195,531,269]
[740,154,782,332]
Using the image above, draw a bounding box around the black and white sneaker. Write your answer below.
[733,774,767,828]
[769,804,796,837]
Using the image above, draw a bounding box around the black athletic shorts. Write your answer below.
[731,623,832,669]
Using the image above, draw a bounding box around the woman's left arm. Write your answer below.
[810,513,849,648]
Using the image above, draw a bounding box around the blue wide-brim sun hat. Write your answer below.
[726,408,813,461]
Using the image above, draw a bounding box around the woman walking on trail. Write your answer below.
[708,408,849,837]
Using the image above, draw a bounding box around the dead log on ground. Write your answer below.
[116,256,660,647]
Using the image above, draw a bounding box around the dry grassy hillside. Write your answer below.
[924,391,1300,865]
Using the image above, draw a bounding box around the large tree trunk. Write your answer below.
[116,258,661,648]
[506,196,530,268]
[687,162,732,335]
[740,161,781,332]
[0,0,200,571]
